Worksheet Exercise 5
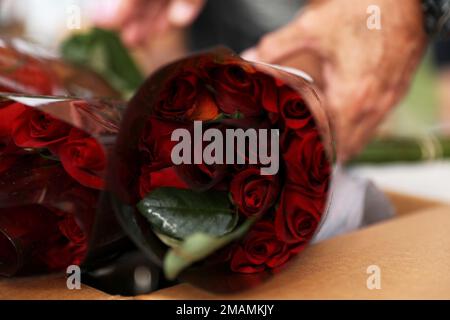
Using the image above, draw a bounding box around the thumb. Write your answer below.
[167,0,205,27]
[242,21,313,64]
[241,10,328,87]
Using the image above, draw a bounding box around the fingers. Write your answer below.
[93,0,142,28]
[243,25,312,64]
[241,9,328,87]
[95,0,205,47]
[167,0,206,27]
[121,0,168,47]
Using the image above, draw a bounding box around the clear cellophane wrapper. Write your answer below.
[111,48,334,292]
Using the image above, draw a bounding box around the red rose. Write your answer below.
[55,213,88,266]
[172,122,227,191]
[0,204,86,274]
[0,47,57,95]
[156,70,201,120]
[279,86,314,130]
[230,168,280,217]
[139,166,188,198]
[275,184,323,244]
[0,102,26,154]
[185,88,220,121]
[38,242,86,270]
[12,107,71,148]
[176,161,227,192]
[58,129,106,190]
[256,72,279,115]
[57,213,87,246]
[139,117,185,170]
[282,130,331,196]
[207,63,262,117]
[231,221,290,273]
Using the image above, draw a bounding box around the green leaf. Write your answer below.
[137,187,238,240]
[61,28,144,98]
[164,219,254,280]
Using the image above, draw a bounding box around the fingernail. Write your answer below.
[241,48,258,61]
[168,1,196,26]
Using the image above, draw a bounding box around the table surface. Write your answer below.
[1,200,449,300]
[141,206,450,300]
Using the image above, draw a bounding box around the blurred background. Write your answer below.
[0,0,449,202]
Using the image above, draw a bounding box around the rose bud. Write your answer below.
[279,85,314,130]
[282,130,331,197]
[12,108,71,148]
[58,129,106,190]
[58,213,87,247]
[176,162,227,192]
[230,168,280,217]
[275,184,323,244]
[0,102,26,154]
[207,63,262,117]
[186,88,219,121]
[56,212,88,267]
[155,70,200,120]
[139,117,187,170]
[255,72,279,115]
[231,221,290,273]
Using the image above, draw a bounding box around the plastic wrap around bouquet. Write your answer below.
[0,46,333,292]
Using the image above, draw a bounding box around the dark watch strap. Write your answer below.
[422,0,450,37]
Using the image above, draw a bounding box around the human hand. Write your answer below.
[94,0,205,47]
[242,0,427,161]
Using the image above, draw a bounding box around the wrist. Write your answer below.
[422,0,450,37]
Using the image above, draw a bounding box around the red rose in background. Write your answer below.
[279,86,314,130]
[139,166,188,198]
[0,204,87,274]
[0,47,57,95]
[57,213,87,246]
[0,102,26,153]
[208,63,262,117]
[55,213,88,266]
[230,168,280,217]
[275,184,323,244]
[0,102,26,174]
[282,130,331,196]
[231,221,290,273]
[58,129,106,190]
[12,107,71,148]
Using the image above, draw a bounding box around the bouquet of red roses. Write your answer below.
[0,95,129,276]
[111,48,332,291]
[0,42,332,292]
[0,37,130,276]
